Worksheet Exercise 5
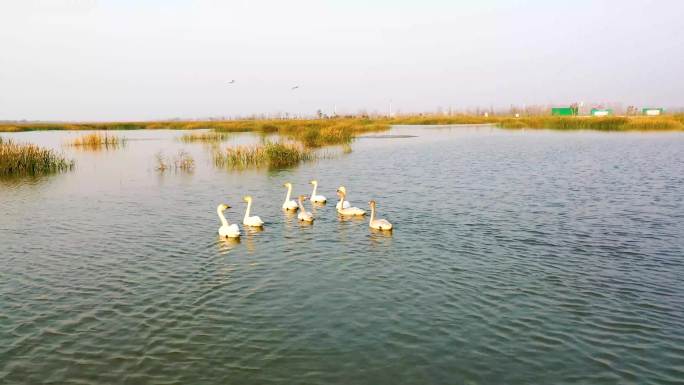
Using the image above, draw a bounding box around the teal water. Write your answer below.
[1,126,683,384]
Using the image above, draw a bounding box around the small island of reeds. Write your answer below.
[214,142,315,169]
[0,136,74,177]
[68,132,125,150]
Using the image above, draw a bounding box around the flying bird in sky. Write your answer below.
[227,80,235,84]
[291,85,299,90]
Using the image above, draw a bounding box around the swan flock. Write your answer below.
[218,181,393,238]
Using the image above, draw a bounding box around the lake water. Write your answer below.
[1,126,683,384]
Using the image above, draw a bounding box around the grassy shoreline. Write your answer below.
[1,115,683,137]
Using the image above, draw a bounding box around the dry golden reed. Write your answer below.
[0,137,74,176]
[179,131,231,143]
[69,132,124,150]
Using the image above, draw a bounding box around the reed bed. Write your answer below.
[214,142,315,169]
[212,118,390,147]
[0,119,390,147]
[621,117,684,131]
[69,132,125,150]
[0,137,74,176]
[179,131,231,143]
[498,116,684,131]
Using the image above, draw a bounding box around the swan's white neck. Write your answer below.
[311,183,318,197]
[217,208,229,227]
[338,192,346,206]
[244,199,252,221]
[298,197,305,210]
[284,185,292,203]
[369,204,376,222]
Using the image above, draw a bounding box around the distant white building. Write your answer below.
[643,108,664,116]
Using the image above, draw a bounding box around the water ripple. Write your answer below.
[1,128,683,384]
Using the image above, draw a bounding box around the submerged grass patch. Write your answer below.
[155,150,195,173]
[214,142,315,169]
[0,137,74,176]
[69,132,125,150]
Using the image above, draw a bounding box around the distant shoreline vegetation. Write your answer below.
[1,115,683,138]
[2,115,682,176]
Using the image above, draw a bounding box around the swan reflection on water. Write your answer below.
[244,226,264,234]
[217,237,241,255]
[243,226,263,253]
[369,227,393,247]
[337,214,366,223]
[282,209,297,229]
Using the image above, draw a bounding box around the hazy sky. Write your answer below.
[1,0,682,121]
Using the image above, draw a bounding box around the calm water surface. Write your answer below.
[1,126,683,384]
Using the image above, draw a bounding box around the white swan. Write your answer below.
[217,204,240,238]
[335,186,351,210]
[297,195,314,222]
[282,182,299,211]
[336,186,366,216]
[369,200,393,230]
[242,196,264,227]
[309,180,327,204]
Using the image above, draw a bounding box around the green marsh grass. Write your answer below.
[0,137,74,177]
[214,142,315,169]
